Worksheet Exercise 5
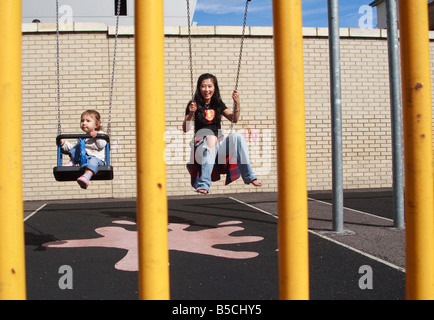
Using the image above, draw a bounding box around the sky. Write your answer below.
[193,0,378,28]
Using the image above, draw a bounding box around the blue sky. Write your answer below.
[193,0,378,28]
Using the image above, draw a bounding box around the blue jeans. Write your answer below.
[195,132,257,191]
[68,145,105,175]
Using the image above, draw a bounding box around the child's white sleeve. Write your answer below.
[95,139,107,150]
[61,140,76,152]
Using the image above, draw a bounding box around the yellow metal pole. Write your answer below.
[135,0,170,300]
[399,0,434,300]
[0,0,26,300]
[272,0,309,300]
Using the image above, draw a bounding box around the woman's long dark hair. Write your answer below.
[192,73,226,124]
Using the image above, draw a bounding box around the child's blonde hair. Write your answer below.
[81,110,103,131]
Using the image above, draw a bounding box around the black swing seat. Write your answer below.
[53,133,114,182]
[53,165,113,181]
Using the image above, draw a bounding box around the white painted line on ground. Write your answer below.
[24,203,47,222]
[230,196,406,273]
[308,197,394,222]
[229,196,277,218]
[308,229,405,273]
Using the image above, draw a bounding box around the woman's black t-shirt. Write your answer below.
[185,103,227,136]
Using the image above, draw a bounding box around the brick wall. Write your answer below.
[20,23,427,200]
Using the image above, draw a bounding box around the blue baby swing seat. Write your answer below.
[53,134,113,181]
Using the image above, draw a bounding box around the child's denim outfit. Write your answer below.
[61,132,107,175]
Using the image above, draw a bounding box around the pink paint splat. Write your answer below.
[43,220,264,272]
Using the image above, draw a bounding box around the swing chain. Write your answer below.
[231,0,250,131]
[107,0,122,136]
[186,0,194,100]
[186,0,195,136]
[56,0,61,135]
[234,0,250,92]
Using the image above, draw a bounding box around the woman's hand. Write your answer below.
[183,101,197,133]
[189,101,197,114]
[232,90,240,105]
[230,90,241,123]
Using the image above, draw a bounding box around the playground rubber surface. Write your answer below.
[24,190,405,300]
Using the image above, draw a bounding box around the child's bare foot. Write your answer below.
[196,189,209,194]
[251,179,262,187]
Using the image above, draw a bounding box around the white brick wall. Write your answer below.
[20,24,430,200]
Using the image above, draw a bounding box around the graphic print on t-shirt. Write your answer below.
[205,109,215,122]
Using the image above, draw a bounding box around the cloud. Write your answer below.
[196,0,271,15]
[196,0,246,14]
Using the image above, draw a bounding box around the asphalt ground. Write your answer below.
[23,188,405,300]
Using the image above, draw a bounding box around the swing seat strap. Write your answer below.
[79,138,87,165]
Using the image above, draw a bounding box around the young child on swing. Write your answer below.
[60,109,107,189]
[183,73,262,194]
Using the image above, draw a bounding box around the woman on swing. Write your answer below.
[183,73,262,194]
